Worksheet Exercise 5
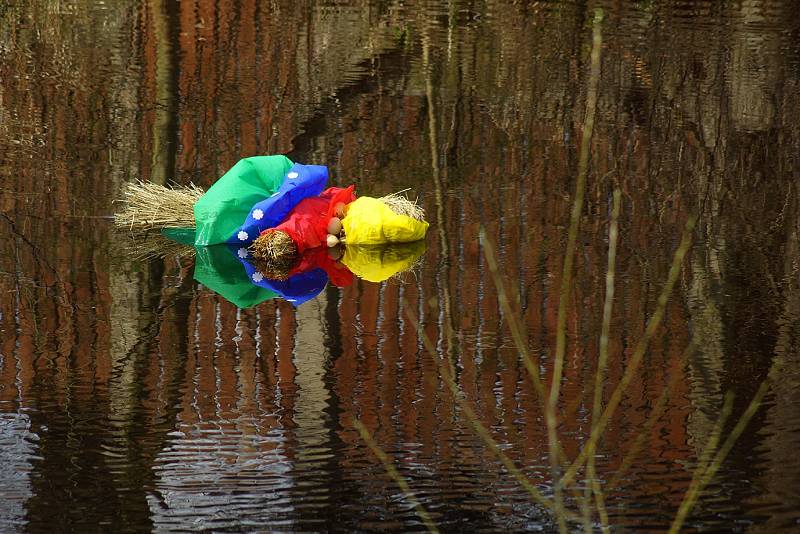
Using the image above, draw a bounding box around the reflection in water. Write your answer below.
[2,0,800,531]
[119,232,428,308]
[0,413,35,529]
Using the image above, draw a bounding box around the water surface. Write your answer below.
[2,0,800,531]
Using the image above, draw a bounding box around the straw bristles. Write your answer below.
[115,181,204,230]
[250,230,298,279]
[253,259,293,281]
[379,191,426,221]
[388,242,426,283]
[114,228,196,262]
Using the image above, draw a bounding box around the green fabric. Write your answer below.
[193,155,294,245]
[194,245,278,308]
[161,227,197,245]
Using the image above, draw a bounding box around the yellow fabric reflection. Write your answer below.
[341,241,427,282]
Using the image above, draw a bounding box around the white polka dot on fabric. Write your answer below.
[253,208,264,220]
[287,171,299,179]
[237,248,248,259]
[237,230,248,241]
[252,272,263,282]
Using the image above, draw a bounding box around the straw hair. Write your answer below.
[250,230,298,279]
[378,191,426,221]
[115,181,204,230]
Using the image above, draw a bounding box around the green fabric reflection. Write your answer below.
[194,244,278,308]
[163,228,277,308]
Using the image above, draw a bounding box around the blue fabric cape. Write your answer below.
[227,163,328,245]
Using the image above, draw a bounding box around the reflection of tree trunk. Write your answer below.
[106,0,153,490]
[292,293,332,499]
[727,2,778,133]
[291,2,407,135]
[422,28,456,364]
[107,265,150,426]
[150,0,178,186]
[684,45,730,447]
[751,188,800,532]
[685,247,726,454]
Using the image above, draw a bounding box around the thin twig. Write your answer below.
[479,228,546,401]
[607,339,698,489]
[353,419,440,534]
[548,10,605,532]
[560,214,697,489]
[585,188,621,532]
[403,303,579,524]
[669,382,770,533]
[480,228,569,468]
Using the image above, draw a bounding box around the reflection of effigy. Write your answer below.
[115,155,429,307]
[130,233,427,308]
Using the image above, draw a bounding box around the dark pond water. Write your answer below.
[2,0,800,532]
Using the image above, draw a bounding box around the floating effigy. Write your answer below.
[115,155,429,307]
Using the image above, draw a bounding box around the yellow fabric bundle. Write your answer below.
[341,197,429,245]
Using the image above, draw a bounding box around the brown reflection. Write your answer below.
[2,0,800,531]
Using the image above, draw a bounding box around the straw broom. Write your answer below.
[114,181,204,231]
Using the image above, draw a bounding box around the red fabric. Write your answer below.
[272,196,328,252]
[261,185,357,253]
[287,247,354,287]
[325,185,356,219]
